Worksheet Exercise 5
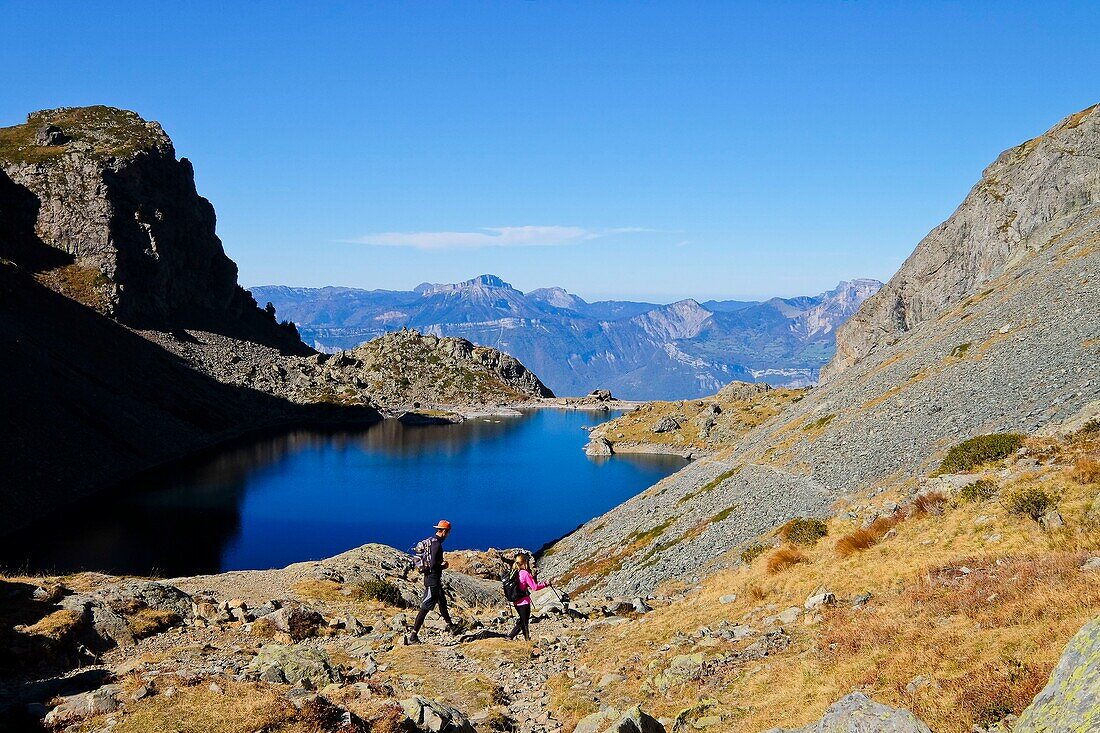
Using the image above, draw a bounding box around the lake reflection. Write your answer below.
[0,410,685,577]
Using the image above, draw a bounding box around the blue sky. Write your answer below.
[2,2,1098,302]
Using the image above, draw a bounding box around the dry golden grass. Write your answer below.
[766,546,807,574]
[291,578,347,602]
[912,491,948,516]
[87,681,297,733]
[127,608,179,639]
[835,513,905,557]
[1070,456,1100,484]
[563,437,1100,733]
[20,609,82,641]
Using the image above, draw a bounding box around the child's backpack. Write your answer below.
[501,569,525,603]
[410,537,434,573]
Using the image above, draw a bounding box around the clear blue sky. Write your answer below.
[2,2,1098,302]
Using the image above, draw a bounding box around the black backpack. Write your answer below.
[501,569,525,603]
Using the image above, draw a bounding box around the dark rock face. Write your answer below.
[0,106,304,352]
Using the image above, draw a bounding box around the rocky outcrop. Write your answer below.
[824,103,1100,380]
[0,106,305,350]
[346,328,553,407]
[1014,614,1100,732]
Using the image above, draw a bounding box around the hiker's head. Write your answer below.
[434,519,451,539]
[512,553,530,571]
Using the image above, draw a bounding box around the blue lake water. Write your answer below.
[0,409,686,577]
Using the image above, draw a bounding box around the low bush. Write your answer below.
[1005,487,1056,521]
[911,491,948,516]
[778,517,829,545]
[1077,418,1100,436]
[935,434,1026,474]
[959,479,998,503]
[1070,456,1100,484]
[766,546,807,574]
[356,579,406,607]
[739,543,768,564]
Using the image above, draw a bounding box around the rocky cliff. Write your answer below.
[823,104,1100,380]
[0,106,305,350]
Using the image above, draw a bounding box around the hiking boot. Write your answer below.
[403,633,421,645]
[446,624,460,636]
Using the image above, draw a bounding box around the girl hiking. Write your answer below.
[506,553,551,641]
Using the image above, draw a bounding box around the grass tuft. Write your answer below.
[835,513,905,557]
[912,492,948,516]
[1069,456,1100,485]
[766,546,808,574]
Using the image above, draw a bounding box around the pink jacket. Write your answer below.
[514,569,548,606]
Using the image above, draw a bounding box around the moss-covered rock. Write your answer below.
[1014,614,1100,732]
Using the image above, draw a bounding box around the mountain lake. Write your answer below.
[0,409,687,577]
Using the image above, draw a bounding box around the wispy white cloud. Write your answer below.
[344,225,650,250]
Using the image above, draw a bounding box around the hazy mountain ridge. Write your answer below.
[252,276,882,399]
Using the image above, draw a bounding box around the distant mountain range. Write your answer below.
[251,276,881,400]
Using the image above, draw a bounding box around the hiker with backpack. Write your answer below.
[405,519,458,645]
[503,552,552,641]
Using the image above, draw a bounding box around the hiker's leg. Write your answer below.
[436,582,453,626]
[507,607,524,639]
[411,580,436,634]
[519,603,531,640]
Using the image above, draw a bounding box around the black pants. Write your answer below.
[508,603,531,640]
[412,574,451,633]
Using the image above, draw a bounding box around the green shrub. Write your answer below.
[959,479,998,503]
[740,543,768,564]
[1005,487,1056,521]
[935,434,1026,474]
[1078,419,1100,436]
[356,579,406,607]
[780,517,829,545]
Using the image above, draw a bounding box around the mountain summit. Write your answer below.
[253,276,881,399]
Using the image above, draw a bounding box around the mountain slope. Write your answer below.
[252,277,881,399]
[542,103,1100,598]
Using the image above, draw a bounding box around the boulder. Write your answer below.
[248,643,341,686]
[34,123,70,146]
[652,416,681,434]
[58,594,135,649]
[653,653,705,693]
[804,592,836,611]
[603,706,664,733]
[43,684,122,726]
[585,438,613,456]
[1014,614,1100,732]
[813,692,931,732]
[400,695,475,733]
[268,605,325,641]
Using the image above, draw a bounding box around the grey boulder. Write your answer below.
[1014,614,1100,732]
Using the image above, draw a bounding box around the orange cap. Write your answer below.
[434,520,452,531]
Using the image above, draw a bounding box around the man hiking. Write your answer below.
[405,519,457,645]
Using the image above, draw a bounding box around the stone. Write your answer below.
[597,673,627,689]
[1039,510,1065,530]
[400,695,476,732]
[1014,614,1100,732]
[268,605,324,641]
[603,705,664,733]
[208,682,224,694]
[574,708,619,733]
[58,595,136,649]
[719,594,738,605]
[131,685,152,701]
[653,653,705,693]
[632,597,652,614]
[586,438,613,456]
[34,123,71,146]
[247,644,340,686]
[851,593,872,608]
[43,685,123,726]
[804,592,836,611]
[795,691,934,732]
[763,606,801,626]
[1082,557,1100,572]
[652,416,681,434]
[905,675,934,695]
